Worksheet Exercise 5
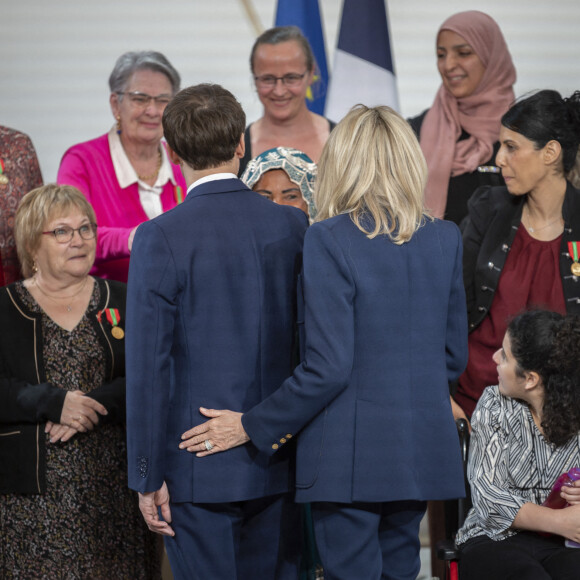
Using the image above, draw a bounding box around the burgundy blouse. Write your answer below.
[456,224,566,416]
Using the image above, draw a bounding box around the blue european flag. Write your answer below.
[275,0,329,116]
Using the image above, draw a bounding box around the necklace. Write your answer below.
[33,276,89,312]
[137,150,162,181]
[523,204,563,234]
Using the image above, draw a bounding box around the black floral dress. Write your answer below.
[0,282,161,579]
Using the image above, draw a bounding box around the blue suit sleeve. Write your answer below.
[242,223,355,455]
[126,221,178,493]
[446,225,469,382]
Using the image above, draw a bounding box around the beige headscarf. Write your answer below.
[420,11,516,218]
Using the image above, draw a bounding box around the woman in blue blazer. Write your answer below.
[183,105,469,580]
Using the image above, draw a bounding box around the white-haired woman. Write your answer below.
[179,104,469,580]
[57,51,187,282]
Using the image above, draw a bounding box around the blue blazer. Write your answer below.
[243,214,468,503]
[126,178,308,503]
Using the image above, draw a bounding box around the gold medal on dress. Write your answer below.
[98,308,124,339]
[572,262,580,276]
[111,326,125,339]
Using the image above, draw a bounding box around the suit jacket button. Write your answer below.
[272,443,279,450]
[280,438,286,444]
[286,434,292,439]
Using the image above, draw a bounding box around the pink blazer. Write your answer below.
[57,133,186,282]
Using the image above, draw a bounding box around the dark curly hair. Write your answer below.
[508,310,580,446]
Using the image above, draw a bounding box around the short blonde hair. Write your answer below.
[15,184,97,278]
[314,105,430,243]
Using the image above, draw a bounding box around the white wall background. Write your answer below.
[1,0,578,182]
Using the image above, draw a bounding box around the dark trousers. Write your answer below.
[163,493,302,580]
[460,531,580,580]
[311,500,426,580]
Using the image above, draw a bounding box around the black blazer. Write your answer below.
[0,278,127,493]
[462,182,580,332]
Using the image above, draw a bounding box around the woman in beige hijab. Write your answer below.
[408,11,516,225]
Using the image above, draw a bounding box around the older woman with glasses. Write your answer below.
[238,26,335,176]
[0,184,161,578]
[57,51,186,282]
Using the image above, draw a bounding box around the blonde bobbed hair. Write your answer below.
[15,184,97,278]
[314,105,430,243]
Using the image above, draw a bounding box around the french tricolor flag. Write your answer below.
[325,0,399,122]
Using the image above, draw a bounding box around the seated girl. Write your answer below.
[456,310,580,580]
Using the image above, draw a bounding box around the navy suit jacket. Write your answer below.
[243,214,468,504]
[126,177,308,503]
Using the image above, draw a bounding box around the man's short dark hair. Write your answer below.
[163,84,246,170]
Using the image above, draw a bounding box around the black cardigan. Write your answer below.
[0,278,127,493]
[408,109,504,226]
[462,182,580,332]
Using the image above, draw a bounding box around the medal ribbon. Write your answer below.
[175,186,184,204]
[0,160,5,174]
[105,308,121,326]
[568,242,579,262]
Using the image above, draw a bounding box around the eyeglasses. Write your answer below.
[254,73,307,89]
[42,223,98,244]
[118,91,173,108]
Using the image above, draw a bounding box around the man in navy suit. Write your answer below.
[178,104,469,580]
[125,84,308,580]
